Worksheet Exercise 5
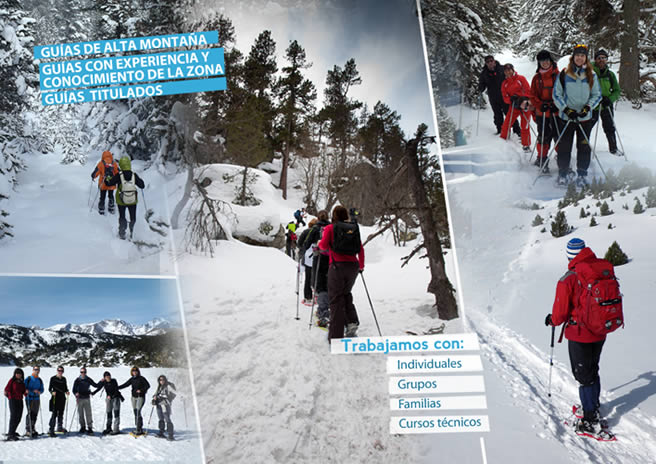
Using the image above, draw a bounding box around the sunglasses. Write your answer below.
[57,369,64,373]
[596,56,608,60]
[485,59,494,63]
[575,43,588,49]
[33,368,40,371]
[80,371,87,374]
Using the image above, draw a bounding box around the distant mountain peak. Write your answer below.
[47,318,173,337]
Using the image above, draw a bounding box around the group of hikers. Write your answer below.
[287,205,365,340]
[478,44,620,187]
[4,366,178,441]
[91,150,146,240]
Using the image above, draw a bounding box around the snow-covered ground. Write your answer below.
[172,159,463,462]
[434,51,656,463]
[0,152,174,275]
[0,367,203,462]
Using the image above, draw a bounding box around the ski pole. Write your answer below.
[476,94,481,137]
[295,258,301,320]
[25,397,32,436]
[4,397,6,436]
[532,119,572,186]
[69,401,77,431]
[39,399,44,434]
[547,325,555,397]
[505,104,515,140]
[533,111,547,168]
[360,272,382,336]
[89,188,100,213]
[102,399,107,434]
[65,395,68,431]
[608,108,628,161]
[183,397,188,428]
[592,109,600,155]
[87,179,95,208]
[308,254,322,330]
[575,121,608,181]
[147,404,155,427]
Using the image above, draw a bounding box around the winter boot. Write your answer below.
[575,418,599,435]
[522,145,531,153]
[608,134,618,154]
[108,195,115,214]
[576,174,588,189]
[317,319,329,328]
[48,429,56,438]
[345,323,359,337]
[110,429,120,435]
[556,174,568,187]
[86,428,94,436]
[157,430,166,438]
[102,428,111,435]
[79,427,86,434]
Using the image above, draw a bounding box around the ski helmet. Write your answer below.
[572,44,588,56]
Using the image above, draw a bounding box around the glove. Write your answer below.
[602,96,611,107]
[359,268,364,274]
[564,107,578,120]
[544,314,553,327]
[578,105,591,118]
[550,103,559,114]
[540,103,549,112]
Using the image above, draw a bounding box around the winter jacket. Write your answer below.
[119,375,150,398]
[297,228,312,255]
[553,66,602,122]
[305,220,330,254]
[93,379,124,400]
[318,223,365,269]
[154,382,176,407]
[592,65,620,109]
[92,151,119,191]
[72,376,98,399]
[24,375,44,401]
[4,378,26,400]
[104,156,145,206]
[551,247,607,343]
[48,376,69,408]
[530,65,560,116]
[501,72,531,107]
[478,61,505,103]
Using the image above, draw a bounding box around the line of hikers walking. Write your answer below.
[478,44,621,187]
[4,366,177,441]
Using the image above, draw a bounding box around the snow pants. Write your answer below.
[569,339,604,421]
[98,189,115,214]
[8,399,23,436]
[556,118,593,177]
[491,99,520,135]
[131,396,145,432]
[77,397,92,430]
[500,106,531,146]
[48,395,66,431]
[118,204,137,239]
[303,264,313,300]
[156,402,174,437]
[535,113,559,159]
[327,262,360,340]
[105,397,121,432]
[24,398,39,434]
[592,106,617,152]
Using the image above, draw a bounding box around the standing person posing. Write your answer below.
[4,368,27,441]
[297,218,317,305]
[104,156,145,240]
[92,371,124,435]
[119,366,150,435]
[24,366,44,437]
[47,366,69,436]
[478,55,520,136]
[500,63,533,152]
[91,150,119,215]
[73,367,97,435]
[530,50,560,170]
[592,49,621,154]
[318,206,365,339]
[306,210,331,327]
[553,44,602,187]
[153,375,177,441]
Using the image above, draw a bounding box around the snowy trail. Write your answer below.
[0,153,172,275]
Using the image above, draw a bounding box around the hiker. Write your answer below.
[500,63,533,151]
[285,221,298,259]
[153,375,177,440]
[72,367,97,435]
[553,44,602,187]
[530,50,560,170]
[294,208,306,226]
[306,210,331,327]
[4,368,27,441]
[478,55,521,136]
[47,366,69,436]
[318,205,365,339]
[91,150,119,215]
[119,366,150,435]
[298,218,317,305]
[24,366,44,437]
[92,371,124,435]
[591,49,621,154]
[545,238,621,437]
[104,156,145,240]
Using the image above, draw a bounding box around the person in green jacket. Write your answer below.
[104,156,146,240]
[592,49,621,154]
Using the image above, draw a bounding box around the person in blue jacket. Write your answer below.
[553,44,602,187]
[24,366,44,437]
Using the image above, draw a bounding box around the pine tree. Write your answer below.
[358,101,404,167]
[579,207,587,219]
[600,201,613,216]
[604,241,629,266]
[532,214,544,226]
[646,186,656,208]
[590,216,598,227]
[550,211,571,237]
[633,198,645,214]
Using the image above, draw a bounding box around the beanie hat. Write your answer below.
[566,238,586,260]
[573,44,588,56]
[103,371,111,378]
[484,55,494,61]
[536,50,552,62]
[594,49,608,59]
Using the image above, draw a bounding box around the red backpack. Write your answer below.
[573,259,624,336]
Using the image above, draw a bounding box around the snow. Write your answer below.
[47,318,172,337]
[435,56,656,463]
[0,367,203,463]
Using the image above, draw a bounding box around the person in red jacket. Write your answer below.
[500,63,532,151]
[4,368,27,441]
[91,150,119,215]
[530,50,560,170]
[545,238,606,435]
[318,205,365,340]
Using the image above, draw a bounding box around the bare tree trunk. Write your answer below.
[171,167,194,229]
[405,139,458,320]
[620,0,641,101]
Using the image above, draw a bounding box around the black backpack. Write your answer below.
[332,221,361,255]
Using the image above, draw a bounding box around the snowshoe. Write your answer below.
[5,434,19,441]
[48,430,56,438]
[86,429,94,436]
[79,427,86,434]
[102,429,111,436]
[522,145,531,153]
[574,418,616,441]
[167,435,175,441]
[575,175,588,189]
[556,175,568,187]
[55,428,67,435]
[157,431,166,438]
[316,319,329,329]
[345,323,359,337]
[110,430,121,435]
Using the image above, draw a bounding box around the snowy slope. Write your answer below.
[48,318,172,336]
[0,152,174,275]
[433,52,656,463]
[0,367,202,463]
[173,159,462,462]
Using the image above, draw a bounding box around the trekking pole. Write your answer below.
[65,395,68,431]
[140,188,150,219]
[25,397,32,436]
[575,121,608,181]
[532,119,572,186]
[476,94,481,137]
[360,272,382,336]
[147,404,155,427]
[87,179,95,208]
[4,397,7,436]
[295,258,301,320]
[592,110,600,155]
[183,397,188,428]
[505,104,515,141]
[609,109,628,161]
[547,325,555,397]
[308,254,322,330]
[89,188,100,213]
[533,111,547,168]
[69,401,77,431]
[39,399,44,434]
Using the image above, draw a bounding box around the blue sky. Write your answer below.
[0,276,180,327]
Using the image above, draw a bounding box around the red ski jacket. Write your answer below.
[551,247,607,343]
[501,72,531,105]
[4,378,27,400]
[530,65,560,116]
[318,224,365,270]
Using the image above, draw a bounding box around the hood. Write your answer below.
[568,247,596,270]
[119,156,132,171]
[13,367,24,382]
[102,151,113,164]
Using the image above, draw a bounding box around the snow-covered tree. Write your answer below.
[604,241,629,265]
